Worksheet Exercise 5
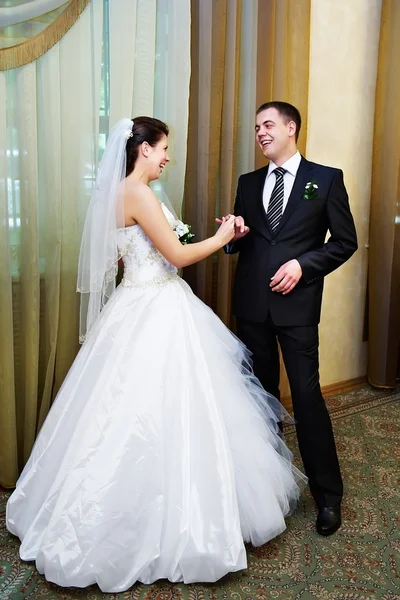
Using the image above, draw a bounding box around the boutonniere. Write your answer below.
[173,220,195,245]
[303,179,319,200]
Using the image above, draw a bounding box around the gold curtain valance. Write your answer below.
[0,0,90,71]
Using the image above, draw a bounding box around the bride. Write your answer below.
[6,117,306,593]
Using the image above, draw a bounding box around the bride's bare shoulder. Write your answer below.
[122,182,163,226]
[123,181,158,207]
[124,180,152,197]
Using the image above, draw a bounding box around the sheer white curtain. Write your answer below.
[0,0,192,487]
[109,0,191,216]
[0,0,103,486]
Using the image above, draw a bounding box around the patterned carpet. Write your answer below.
[1,385,399,600]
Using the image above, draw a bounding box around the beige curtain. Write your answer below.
[0,0,104,488]
[183,0,310,406]
[368,0,400,388]
[255,0,310,168]
[184,0,239,321]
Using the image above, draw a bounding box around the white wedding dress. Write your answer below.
[7,203,306,593]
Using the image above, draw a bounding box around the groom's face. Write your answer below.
[255,108,294,163]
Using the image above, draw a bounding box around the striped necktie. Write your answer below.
[267,167,286,231]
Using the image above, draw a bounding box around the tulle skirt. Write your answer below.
[6,275,306,592]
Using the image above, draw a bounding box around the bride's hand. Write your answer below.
[214,215,236,246]
[215,215,249,241]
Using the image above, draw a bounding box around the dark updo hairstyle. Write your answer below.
[125,116,169,176]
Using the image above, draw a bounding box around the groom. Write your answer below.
[220,101,357,536]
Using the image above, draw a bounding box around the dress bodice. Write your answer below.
[116,203,179,289]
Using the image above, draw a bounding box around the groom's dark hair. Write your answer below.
[257,101,301,142]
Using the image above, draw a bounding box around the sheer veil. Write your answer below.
[77,118,133,343]
[77,117,180,343]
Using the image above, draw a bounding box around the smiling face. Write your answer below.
[255,107,297,165]
[147,134,170,180]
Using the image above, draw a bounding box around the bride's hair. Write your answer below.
[126,116,169,176]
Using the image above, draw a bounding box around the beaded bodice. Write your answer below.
[116,203,179,289]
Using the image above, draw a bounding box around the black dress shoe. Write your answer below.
[316,505,341,536]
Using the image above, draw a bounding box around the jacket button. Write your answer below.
[271,240,276,246]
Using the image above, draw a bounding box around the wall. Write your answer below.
[306,0,382,385]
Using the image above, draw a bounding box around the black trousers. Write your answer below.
[236,315,343,508]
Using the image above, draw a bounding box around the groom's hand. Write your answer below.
[270,260,302,295]
[215,215,249,241]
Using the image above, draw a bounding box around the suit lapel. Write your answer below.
[272,156,313,236]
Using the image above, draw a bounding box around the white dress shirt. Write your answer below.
[263,151,302,215]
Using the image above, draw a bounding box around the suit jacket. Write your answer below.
[228,157,358,326]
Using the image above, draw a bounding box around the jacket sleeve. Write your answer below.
[224,176,246,255]
[296,170,358,283]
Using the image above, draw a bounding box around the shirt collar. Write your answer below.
[267,150,301,177]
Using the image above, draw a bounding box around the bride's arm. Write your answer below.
[125,185,235,269]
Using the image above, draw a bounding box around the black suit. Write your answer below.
[228,156,358,508]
